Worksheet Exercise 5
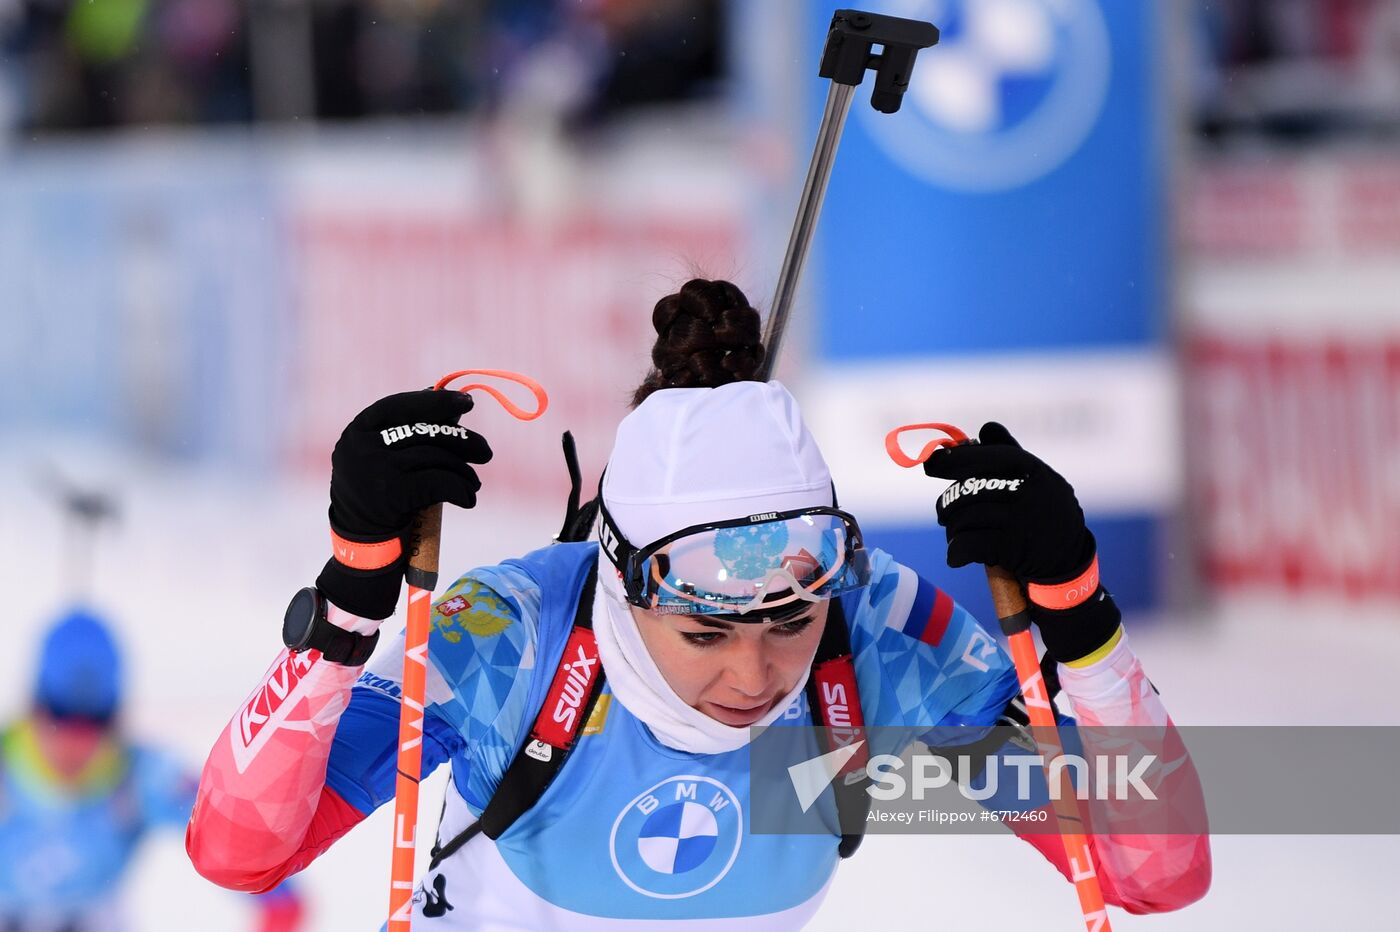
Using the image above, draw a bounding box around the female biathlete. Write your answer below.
[187,279,1210,928]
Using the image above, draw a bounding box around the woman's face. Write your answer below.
[632,601,829,727]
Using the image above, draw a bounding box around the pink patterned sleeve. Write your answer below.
[186,649,367,892]
[1016,632,1212,914]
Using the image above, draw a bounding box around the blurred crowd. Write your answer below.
[0,0,724,135]
[5,0,1400,145]
[1195,0,1400,144]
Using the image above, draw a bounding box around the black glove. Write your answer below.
[316,389,493,619]
[923,422,1091,581]
[923,422,1118,664]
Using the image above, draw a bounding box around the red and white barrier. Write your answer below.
[1184,156,1400,602]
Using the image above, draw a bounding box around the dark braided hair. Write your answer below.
[630,278,767,407]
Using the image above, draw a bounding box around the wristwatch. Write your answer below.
[282,587,380,666]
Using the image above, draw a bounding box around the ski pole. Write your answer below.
[388,369,548,931]
[985,568,1112,932]
[886,424,1113,932]
[758,9,939,379]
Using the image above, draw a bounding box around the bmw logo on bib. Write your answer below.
[610,776,743,899]
[860,0,1111,191]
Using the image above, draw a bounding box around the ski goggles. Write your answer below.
[599,502,872,618]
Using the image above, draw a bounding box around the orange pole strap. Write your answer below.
[433,368,550,421]
[883,422,969,468]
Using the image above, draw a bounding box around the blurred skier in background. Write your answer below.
[0,607,303,932]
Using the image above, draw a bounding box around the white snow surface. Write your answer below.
[1,453,1394,931]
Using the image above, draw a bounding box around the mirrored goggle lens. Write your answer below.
[637,514,868,615]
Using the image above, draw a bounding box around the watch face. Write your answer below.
[283,587,320,652]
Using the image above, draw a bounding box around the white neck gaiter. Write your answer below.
[591,554,809,755]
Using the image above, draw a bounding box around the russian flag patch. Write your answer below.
[902,579,955,647]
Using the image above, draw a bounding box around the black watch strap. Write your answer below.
[286,587,381,666]
[314,621,380,666]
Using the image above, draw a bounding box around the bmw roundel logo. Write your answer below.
[610,776,743,899]
[860,0,1112,191]
[638,801,719,873]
